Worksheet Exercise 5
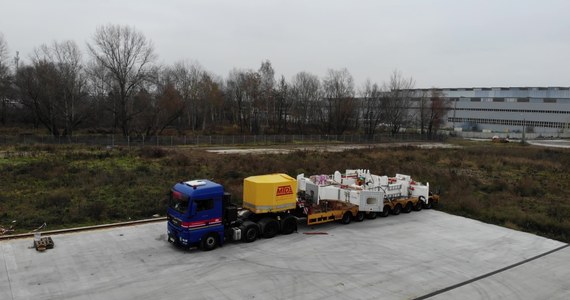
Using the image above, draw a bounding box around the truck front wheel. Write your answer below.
[200,233,219,251]
[242,224,259,243]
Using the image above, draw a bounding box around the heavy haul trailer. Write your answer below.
[298,170,439,218]
[167,174,359,251]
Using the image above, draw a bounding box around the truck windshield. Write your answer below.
[169,191,189,213]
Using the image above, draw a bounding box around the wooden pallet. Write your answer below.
[34,237,54,251]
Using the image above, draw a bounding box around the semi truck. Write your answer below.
[167,172,438,251]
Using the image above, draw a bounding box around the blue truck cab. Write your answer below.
[167,179,226,250]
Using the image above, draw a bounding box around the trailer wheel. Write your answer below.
[341,212,352,224]
[403,202,413,213]
[281,216,297,235]
[242,224,259,243]
[414,197,424,211]
[355,211,365,222]
[391,204,402,215]
[423,199,433,209]
[200,233,219,251]
[259,218,279,239]
[380,206,390,217]
[366,212,378,219]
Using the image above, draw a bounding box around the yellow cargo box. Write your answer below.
[243,174,297,213]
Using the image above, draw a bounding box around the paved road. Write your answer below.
[527,139,570,149]
[1,210,567,300]
[206,142,459,155]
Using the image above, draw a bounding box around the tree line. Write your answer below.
[0,25,450,138]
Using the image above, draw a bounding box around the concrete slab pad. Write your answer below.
[0,211,566,300]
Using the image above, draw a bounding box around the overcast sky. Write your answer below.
[1,0,569,88]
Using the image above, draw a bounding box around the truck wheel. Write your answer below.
[414,197,425,211]
[423,200,433,209]
[281,216,297,235]
[391,204,401,215]
[341,212,352,224]
[200,233,219,251]
[380,206,390,217]
[366,212,378,219]
[355,211,365,222]
[403,202,413,213]
[259,218,279,239]
[242,224,259,243]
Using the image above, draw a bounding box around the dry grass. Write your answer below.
[1,143,569,242]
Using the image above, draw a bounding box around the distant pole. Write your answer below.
[520,112,526,144]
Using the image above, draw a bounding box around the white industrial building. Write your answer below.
[413,87,570,135]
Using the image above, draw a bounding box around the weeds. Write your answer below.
[0,143,569,242]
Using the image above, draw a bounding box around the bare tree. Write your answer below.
[258,60,275,131]
[36,41,88,137]
[322,68,357,134]
[16,61,60,135]
[0,33,11,125]
[273,75,292,133]
[382,70,415,135]
[415,89,430,134]
[290,71,321,133]
[427,88,450,136]
[85,60,114,130]
[16,41,88,137]
[360,79,382,138]
[163,61,204,131]
[87,24,156,136]
[226,69,261,133]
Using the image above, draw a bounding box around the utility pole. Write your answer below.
[521,115,526,145]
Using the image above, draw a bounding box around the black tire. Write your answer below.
[423,200,433,209]
[242,224,259,243]
[380,205,390,217]
[403,202,413,213]
[355,211,365,222]
[414,197,425,211]
[341,212,352,224]
[259,218,279,239]
[366,212,378,219]
[391,204,402,215]
[280,216,297,235]
[200,233,219,251]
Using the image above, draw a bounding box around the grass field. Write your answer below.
[1,141,569,242]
